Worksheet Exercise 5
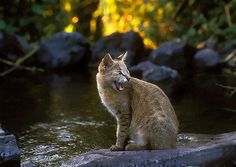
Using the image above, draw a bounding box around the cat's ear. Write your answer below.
[101,53,114,68]
[117,51,128,62]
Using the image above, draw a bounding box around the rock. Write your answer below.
[197,39,216,49]
[21,162,39,167]
[130,61,180,94]
[149,41,196,73]
[194,48,221,67]
[92,31,145,66]
[37,32,91,69]
[204,40,216,49]
[0,133,21,166]
[0,125,5,135]
[61,131,236,167]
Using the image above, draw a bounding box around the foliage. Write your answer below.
[0,0,99,43]
[91,0,174,48]
[92,0,236,48]
[0,0,236,48]
[0,0,71,42]
[172,0,236,47]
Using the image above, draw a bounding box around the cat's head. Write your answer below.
[98,52,131,91]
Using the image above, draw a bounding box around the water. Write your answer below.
[0,70,235,166]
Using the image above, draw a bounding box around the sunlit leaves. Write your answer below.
[1,0,234,48]
[72,17,79,23]
[64,24,74,32]
[91,0,176,48]
[64,2,71,12]
[91,0,236,48]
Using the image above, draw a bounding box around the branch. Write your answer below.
[216,83,236,96]
[15,46,39,65]
[224,2,232,27]
[0,66,18,77]
[0,46,44,77]
[172,0,189,20]
[222,48,236,67]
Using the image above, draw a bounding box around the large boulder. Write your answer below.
[197,39,216,50]
[0,128,21,166]
[149,41,196,73]
[130,61,180,94]
[61,131,236,167]
[194,48,221,68]
[37,32,91,69]
[92,31,145,66]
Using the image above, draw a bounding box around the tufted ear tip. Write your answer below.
[117,51,128,61]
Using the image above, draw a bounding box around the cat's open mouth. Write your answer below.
[113,81,124,91]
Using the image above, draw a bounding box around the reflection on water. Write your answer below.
[19,117,109,166]
[0,71,235,166]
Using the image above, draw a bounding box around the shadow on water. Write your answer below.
[0,71,115,166]
[0,70,235,166]
[173,72,236,134]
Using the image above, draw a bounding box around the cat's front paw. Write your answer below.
[110,145,124,151]
[125,143,146,151]
[125,144,135,151]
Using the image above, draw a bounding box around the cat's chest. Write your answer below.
[99,89,129,116]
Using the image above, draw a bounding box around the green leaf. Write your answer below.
[32,4,43,15]
[5,24,18,33]
[0,19,6,30]
[186,28,196,36]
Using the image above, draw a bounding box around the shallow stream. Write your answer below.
[0,71,235,166]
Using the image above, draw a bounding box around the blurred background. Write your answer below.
[1,0,236,47]
[0,0,236,166]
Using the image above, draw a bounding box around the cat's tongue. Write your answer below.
[116,82,124,91]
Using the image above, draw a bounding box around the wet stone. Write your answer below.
[194,48,221,67]
[61,131,236,167]
[0,133,21,166]
[149,41,196,73]
[130,61,181,94]
[37,32,91,69]
[92,31,145,66]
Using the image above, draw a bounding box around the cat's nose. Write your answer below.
[125,76,130,82]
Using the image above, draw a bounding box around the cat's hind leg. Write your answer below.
[125,130,149,151]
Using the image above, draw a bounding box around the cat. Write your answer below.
[96,52,179,151]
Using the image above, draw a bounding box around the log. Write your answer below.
[61,132,236,167]
[0,46,43,77]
